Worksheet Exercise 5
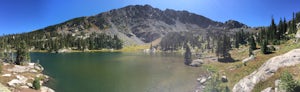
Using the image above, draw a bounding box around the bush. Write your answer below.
[203,73,230,92]
[280,71,300,92]
[33,78,41,90]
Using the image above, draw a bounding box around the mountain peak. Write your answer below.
[35,5,249,45]
[224,20,248,29]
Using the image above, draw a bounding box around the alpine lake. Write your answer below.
[30,52,205,92]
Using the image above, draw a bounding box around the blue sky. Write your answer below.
[0,0,299,35]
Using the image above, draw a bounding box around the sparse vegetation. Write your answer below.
[280,71,300,92]
[33,77,41,90]
[206,39,300,91]
[204,73,230,92]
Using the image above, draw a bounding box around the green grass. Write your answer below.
[120,45,150,52]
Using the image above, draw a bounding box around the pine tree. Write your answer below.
[269,17,277,41]
[261,40,269,54]
[184,43,192,65]
[249,35,256,50]
[222,34,231,58]
[215,34,231,59]
[15,41,30,65]
[234,32,240,48]
[291,12,296,34]
[113,35,122,50]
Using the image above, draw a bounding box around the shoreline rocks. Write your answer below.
[195,71,212,92]
[1,62,54,92]
[190,59,204,67]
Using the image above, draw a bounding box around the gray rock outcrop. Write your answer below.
[233,49,300,92]
[41,86,55,92]
[190,59,203,67]
[261,87,272,92]
[242,55,255,64]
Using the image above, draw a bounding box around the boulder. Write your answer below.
[274,80,284,92]
[7,79,22,87]
[199,78,207,84]
[41,86,55,92]
[7,75,29,87]
[242,55,255,64]
[221,76,228,82]
[20,86,29,89]
[57,48,72,53]
[196,78,201,82]
[197,77,207,84]
[2,74,11,77]
[16,75,28,83]
[261,87,272,92]
[190,59,203,67]
[26,83,33,88]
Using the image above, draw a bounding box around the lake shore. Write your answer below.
[0,61,54,92]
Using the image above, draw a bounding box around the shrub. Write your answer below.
[280,71,300,92]
[203,73,230,92]
[33,78,41,90]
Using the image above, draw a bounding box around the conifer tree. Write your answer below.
[249,35,256,50]
[261,40,269,54]
[215,34,231,59]
[15,41,30,65]
[184,43,192,65]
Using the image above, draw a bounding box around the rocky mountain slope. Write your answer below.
[34,4,249,46]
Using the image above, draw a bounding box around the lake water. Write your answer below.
[30,52,205,92]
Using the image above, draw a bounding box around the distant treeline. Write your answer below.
[0,31,122,52]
